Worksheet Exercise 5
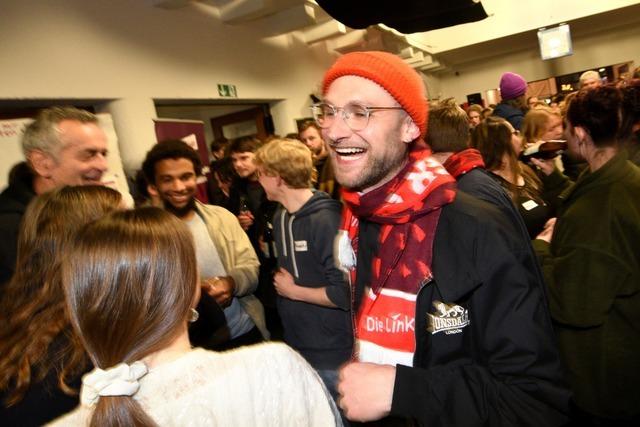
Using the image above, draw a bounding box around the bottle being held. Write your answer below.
[521,140,568,161]
[237,196,254,231]
[239,196,250,214]
[260,220,277,260]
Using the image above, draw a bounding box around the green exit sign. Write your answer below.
[218,84,237,98]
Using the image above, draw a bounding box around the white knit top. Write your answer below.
[48,343,341,426]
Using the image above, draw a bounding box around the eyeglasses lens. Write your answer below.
[312,103,369,131]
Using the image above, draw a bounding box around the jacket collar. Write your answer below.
[561,150,630,203]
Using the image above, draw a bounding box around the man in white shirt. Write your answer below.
[142,140,267,348]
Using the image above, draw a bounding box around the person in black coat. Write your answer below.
[226,136,281,337]
[319,50,569,426]
[1,107,109,287]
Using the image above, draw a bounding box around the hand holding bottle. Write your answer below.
[237,197,254,231]
[521,140,567,161]
[536,217,556,243]
[530,157,556,176]
[237,211,254,231]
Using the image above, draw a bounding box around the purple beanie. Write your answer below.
[499,72,527,100]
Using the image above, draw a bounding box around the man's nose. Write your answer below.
[172,179,186,191]
[94,153,108,172]
[324,113,352,142]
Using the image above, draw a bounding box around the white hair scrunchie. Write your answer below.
[80,361,148,407]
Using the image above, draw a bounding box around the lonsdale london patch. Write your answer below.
[427,300,470,335]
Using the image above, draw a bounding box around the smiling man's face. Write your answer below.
[321,76,414,193]
[45,120,108,187]
[152,157,197,218]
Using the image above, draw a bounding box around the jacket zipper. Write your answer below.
[414,274,434,365]
[288,214,299,278]
[280,210,287,257]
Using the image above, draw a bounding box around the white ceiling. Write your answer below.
[150,0,640,75]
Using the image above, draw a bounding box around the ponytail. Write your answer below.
[90,397,157,427]
[62,208,198,427]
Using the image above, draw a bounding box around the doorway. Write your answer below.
[154,102,275,146]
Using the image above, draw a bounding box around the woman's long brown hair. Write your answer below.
[471,116,543,203]
[0,185,122,406]
[62,207,198,427]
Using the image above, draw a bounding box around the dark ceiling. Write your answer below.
[316,0,488,33]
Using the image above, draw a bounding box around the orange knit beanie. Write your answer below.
[322,51,428,138]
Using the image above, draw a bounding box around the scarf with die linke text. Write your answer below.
[339,140,457,295]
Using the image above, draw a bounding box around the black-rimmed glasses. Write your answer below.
[311,102,404,131]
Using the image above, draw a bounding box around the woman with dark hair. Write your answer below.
[0,186,122,426]
[207,156,235,210]
[533,85,640,425]
[471,116,561,237]
[48,207,339,426]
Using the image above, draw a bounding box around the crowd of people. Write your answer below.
[0,52,639,427]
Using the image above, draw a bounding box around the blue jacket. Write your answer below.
[493,102,525,130]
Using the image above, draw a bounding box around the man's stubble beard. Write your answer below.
[163,196,197,219]
[329,144,408,192]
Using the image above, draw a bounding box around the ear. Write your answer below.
[28,150,55,178]
[147,184,159,197]
[402,118,421,144]
[573,126,588,144]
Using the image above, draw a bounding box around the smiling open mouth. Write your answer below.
[170,194,189,202]
[334,147,366,156]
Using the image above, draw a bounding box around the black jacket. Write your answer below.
[228,178,278,252]
[356,192,570,426]
[0,338,86,426]
[456,167,525,234]
[0,162,36,287]
[228,178,279,305]
[274,191,352,369]
[534,152,640,419]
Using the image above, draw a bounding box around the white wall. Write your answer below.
[422,74,443,101]
[437,20,640,102]
[408,0,640,53]
[2,0,639,175]
[0,0,336,173]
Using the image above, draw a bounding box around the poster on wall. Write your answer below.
[0,114,131,203]
[0,119,27,190]
[153,118,211,204]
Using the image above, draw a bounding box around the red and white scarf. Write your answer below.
[337,140,457,365]
[442,148,485,179]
